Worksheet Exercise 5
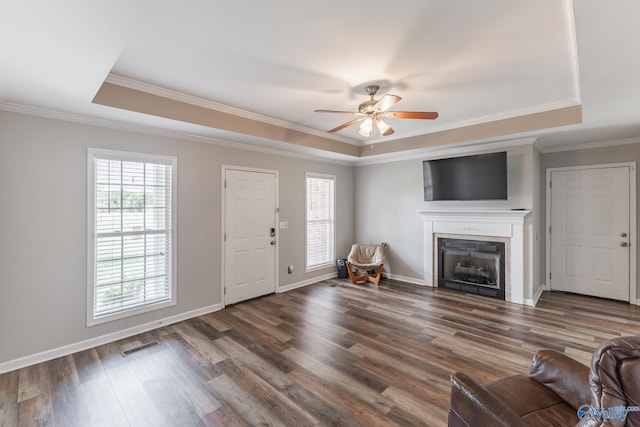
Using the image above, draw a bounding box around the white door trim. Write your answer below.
[545,162,637,305]
[221,165,279,307]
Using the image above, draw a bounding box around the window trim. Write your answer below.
[87,148,178,326]
[305,172,336,272]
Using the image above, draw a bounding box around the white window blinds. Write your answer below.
[88,149,176,325]
[305,174,335,271]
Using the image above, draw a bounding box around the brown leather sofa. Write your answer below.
[448,335,640,426]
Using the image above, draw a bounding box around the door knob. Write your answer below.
[621,232,628,237]
[621,242,628,247]
[270,240,276,245]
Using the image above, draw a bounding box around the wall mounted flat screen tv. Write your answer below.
[423,152,508,201]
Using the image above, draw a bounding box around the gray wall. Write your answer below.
[354,145,537,297]
[6,104,635,367]
[540,144,640,298]
[0,110,354,365]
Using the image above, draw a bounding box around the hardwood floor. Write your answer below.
[2,279,640,426]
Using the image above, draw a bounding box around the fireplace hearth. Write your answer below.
[438,238,506,300]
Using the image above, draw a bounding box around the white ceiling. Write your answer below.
[2,0,640,162]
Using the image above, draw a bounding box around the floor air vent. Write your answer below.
[120,341,159,357]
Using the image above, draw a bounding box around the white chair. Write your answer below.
[346,242,387,285]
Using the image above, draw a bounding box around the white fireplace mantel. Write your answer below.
[418,209,531,305]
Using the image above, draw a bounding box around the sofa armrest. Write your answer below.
[588,335,640,421]
[529,349,591,411]
[449,372,528,427]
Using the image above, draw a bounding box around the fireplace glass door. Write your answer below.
[438,238,506,300]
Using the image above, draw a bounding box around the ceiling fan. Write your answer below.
[315,85,439,137]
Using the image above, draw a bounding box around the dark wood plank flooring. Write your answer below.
[2,279,640,426]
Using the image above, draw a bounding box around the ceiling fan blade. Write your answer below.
[374,94,402,112]
[382,126,395,136]
[314,109,360,115]
[328,117,364,133]
[385,111,439,119]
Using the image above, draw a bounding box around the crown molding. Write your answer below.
[104,74,581,151]
[0,102,357,166]
[104,73,359,146]
[532,139,545,153]
[540,136,640,153]
[354,137,539,166]
[379,99,581,144]
[9,99,629,167]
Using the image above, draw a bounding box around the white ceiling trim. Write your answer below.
[5,99,636,165]
[374,99,582,146]
[105,74,581,150]
[354,137,539,166]
[539,136,640,154]
[0,101,357,166]
[104,73,359,146]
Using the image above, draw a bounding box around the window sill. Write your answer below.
[87,298,176,327]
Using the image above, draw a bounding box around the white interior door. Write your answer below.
[224,169,276,305]
[550,166,630,301]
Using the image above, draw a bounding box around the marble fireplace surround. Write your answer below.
[418,210,531,306]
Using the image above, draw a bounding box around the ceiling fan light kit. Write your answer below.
[315,84,439,138]
[359,118,373,137]
[375,117,392,135]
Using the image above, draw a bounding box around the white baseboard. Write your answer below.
[526,284,547,307]
[386,273,429,286]
[278,273,337,293]
[0,303,223,375]
[1,274,342,374]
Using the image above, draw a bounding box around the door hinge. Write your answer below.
[224,287,226,295]
[224,233,226,242]
[276,207,279,213]
[549,180,552,188]
[549,272,552,280]
[549,226,551,234]
[224,180,227,188]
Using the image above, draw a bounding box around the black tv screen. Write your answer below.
[423,152,508,201]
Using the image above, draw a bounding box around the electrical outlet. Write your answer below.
[280,221,289,229]
[287,265,294,274]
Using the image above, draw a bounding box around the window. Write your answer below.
[305,173,335,271]
[87,149,177,325]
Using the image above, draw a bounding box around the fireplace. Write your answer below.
[437,238,506,300]
[419,209,530,305]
